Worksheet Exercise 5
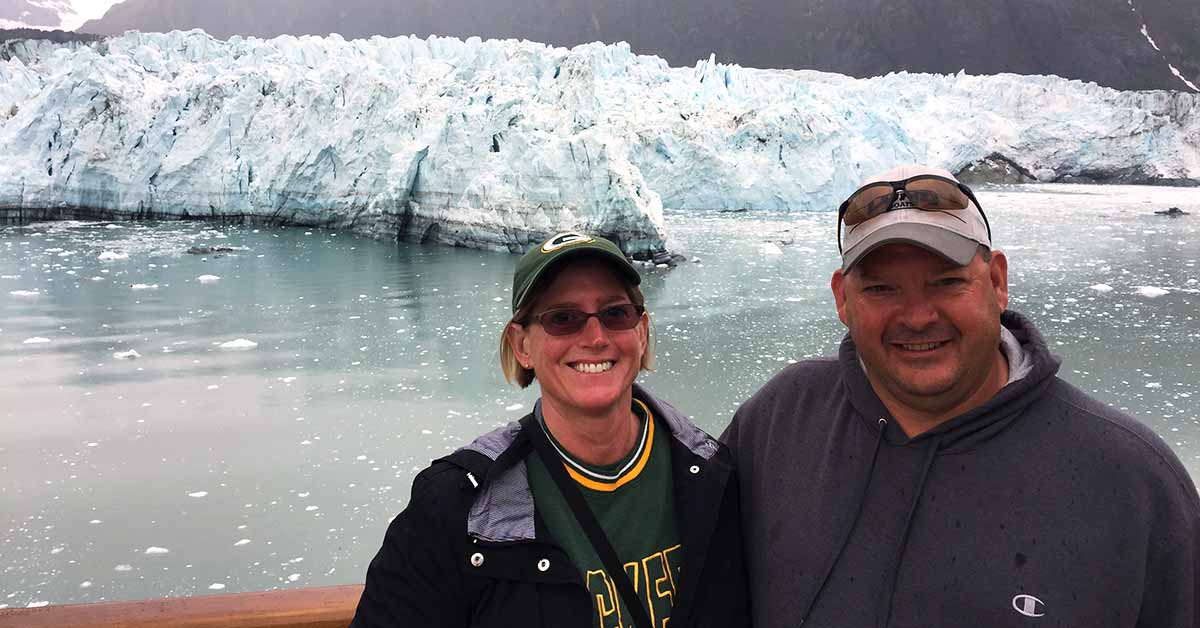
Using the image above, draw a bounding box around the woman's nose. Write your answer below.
[579,314,610,346]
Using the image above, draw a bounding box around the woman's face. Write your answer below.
[508,259,648,421]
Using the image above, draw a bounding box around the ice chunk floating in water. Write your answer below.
[197,275,221,284]
[113,350,141,360]
[98,251,129,261]
[220,339,258,350]
[1089,284,1115,293]
[22,337,50,344]
[144,547,169,555]
[1135,286,1170,298]
[9,290,39,298]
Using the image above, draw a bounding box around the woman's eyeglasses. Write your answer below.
[529,304,645,336]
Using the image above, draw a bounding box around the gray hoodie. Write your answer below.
[722,310,1200,628]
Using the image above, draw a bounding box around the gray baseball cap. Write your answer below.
[839,164,991,271]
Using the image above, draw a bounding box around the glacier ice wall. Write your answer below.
[1,31,1198,255]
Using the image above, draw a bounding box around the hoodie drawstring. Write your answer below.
[798,417,888,626]
[876,433,944,628]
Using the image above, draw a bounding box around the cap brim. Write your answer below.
[842,223,981,271]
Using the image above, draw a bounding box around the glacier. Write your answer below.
[1,30,1198,256]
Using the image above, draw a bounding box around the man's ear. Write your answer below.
[988,250,1009,312]
[831,268,850,326]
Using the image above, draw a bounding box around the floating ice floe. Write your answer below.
[1134,286,1169,298]
[760,242,783,256]
[1088,284,1114,293]
[130,283,159,290]
[9,290,39,298]
[98,251,128,261]
[114,564,132,571]
[197,275,221,284]
[113,350,141,360]
[26,601,49,608]
[144,546,170,555]
[188,491,208,498]
[209,583,226,590]
[23,337,51,344]
[505,403,524,411]
[234,539,251,546]
[219,338,258,350]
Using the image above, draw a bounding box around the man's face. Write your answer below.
[831,243,1009,420]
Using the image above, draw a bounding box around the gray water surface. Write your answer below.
[2,183,1198,607]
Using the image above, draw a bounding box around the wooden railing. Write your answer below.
[0,584,363,628]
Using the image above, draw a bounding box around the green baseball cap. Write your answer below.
[511,232,641,312]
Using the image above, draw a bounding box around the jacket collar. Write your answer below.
[840,309,1062,450]
[459,383,717,542]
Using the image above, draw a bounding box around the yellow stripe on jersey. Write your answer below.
[565,401,656,493]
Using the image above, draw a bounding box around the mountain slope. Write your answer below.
[77,0,1200,92]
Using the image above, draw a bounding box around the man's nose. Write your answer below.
[897,294,940,330]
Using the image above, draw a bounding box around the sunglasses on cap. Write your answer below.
[528,304,645,336]
[836,174,992,253]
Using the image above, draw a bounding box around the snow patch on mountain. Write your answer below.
[0,0,119,31]
[0,31,1197,256]
[1128,0,1198,93]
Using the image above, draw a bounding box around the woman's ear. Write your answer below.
[508,322,533,369]
[639,312,650,353]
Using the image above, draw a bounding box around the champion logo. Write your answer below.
[1011,594,1046,618]
[541,231,594,253]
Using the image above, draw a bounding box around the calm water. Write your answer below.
[2,183,1198,607]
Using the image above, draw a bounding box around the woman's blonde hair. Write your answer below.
[499,265,654,388]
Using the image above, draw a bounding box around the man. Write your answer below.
[722,164,1200,627]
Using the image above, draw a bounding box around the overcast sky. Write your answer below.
[66,0,119,26]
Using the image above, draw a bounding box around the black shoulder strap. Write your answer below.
[520,414,656,628]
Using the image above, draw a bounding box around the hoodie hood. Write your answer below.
[839,309,1062,451]
[460,383,718,543]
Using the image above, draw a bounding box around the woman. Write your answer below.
[351,232,749,628]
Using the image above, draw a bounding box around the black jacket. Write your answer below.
[351,384,750,628]
[723,310,1200,628]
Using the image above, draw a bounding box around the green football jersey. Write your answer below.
[527,399,683,628]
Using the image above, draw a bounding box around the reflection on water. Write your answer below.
[1,183,1197,607]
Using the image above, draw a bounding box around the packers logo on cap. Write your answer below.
[541,232,594,253]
